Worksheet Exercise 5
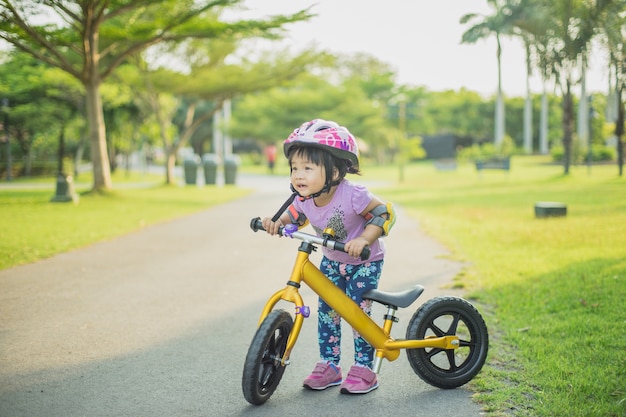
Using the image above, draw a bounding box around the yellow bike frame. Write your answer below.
[256,239,459,368]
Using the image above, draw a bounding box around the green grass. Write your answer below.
[0,171,250,270]
[369,156,626,417]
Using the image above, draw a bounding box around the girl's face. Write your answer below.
[289,153,326,198]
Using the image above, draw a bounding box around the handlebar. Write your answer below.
[250,217,370,261]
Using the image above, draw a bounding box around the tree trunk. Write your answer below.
[166,149,177,185]
[524,93,533,154]
[616,85,624,177]
[495,35,505,147]
[153,95,178,185]
[83,12,112,192]
[85,79,112,191]
[157,99,212,185]
[523,43,533,154]
[16,130,32,176]
[562,80,574,175]
[577,66,588,148]
[540,84,549,155]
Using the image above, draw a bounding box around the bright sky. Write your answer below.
[238,0,610,97]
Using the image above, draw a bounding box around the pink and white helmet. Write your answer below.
[283,119,359,171]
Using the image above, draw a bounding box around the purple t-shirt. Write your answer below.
[291,180,385,264]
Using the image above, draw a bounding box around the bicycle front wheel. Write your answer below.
[242,309,293,405]
[406,296,488,389]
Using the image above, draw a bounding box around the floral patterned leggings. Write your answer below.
[317,256,384,368]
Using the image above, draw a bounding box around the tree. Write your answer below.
[422,88,494,139]
[0,51,84,176]
[599,0,626,176]
[512,0,567,155]
[529,0,612,174]
[461,0,522,148]
[511,0,543,154]
[521,2,554,155]
[228,53,395,162]
[0,0,312,191]
[122,41,324,184]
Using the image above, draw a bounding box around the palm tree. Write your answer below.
[598,1,626,176]
[522,40,534,153]
[461,0,521,148]
[512,0,553,155]
[533,0,612,174]
[520,2,556,155]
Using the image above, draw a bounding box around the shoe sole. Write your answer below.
[303,380,342,390]
[339,383,379,395]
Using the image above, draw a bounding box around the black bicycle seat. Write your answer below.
[363,285,425,309]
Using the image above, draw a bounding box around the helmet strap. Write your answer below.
[289,179,337,202]
[271,191,297,222]
[278,166,339,214]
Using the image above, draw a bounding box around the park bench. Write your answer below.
[475,157,510,172]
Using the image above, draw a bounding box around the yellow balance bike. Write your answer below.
[242,218,488,405]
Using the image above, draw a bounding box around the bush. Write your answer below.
[457,135,517,162]
[591,144,615,161]
[0,160,59,178]
[404,136,427,161]
[551,142,615,163]
[550,145,565,163]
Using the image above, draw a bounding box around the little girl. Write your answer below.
[262,119,395,395]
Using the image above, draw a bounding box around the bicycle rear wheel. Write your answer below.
[242,309,293,405]
[406,296,488,389]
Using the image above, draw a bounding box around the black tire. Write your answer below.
[242,310,293,405]
[406,296,488,389]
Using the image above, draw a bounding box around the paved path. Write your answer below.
[0,174,484,416]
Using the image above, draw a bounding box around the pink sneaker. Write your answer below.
[340,364,378,394]
[302,361,342,390]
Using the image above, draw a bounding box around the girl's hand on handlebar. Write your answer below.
[344,237,370,259]
[261,217,282,236]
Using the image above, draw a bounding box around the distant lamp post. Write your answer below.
[2,98,11,181]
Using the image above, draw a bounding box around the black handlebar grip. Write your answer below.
[360,245,371,261]
[250,217,264,232]
[333,242,370,260]
[251,217,286,234]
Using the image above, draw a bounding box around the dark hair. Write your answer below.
[287,144,360,186]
